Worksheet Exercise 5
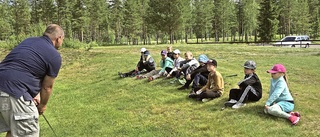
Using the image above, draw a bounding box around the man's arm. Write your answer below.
[37,75,56,115]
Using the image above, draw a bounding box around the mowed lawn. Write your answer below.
[1,44,320,137]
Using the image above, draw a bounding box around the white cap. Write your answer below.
[173,49,180,54]
[140,48,146,52]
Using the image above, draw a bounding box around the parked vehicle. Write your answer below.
[273,35,311,48]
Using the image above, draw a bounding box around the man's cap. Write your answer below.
[144,50,150,55]
[173,49,180,54]
[243,60,256,69]
[198,54,209,63]
[267,64,286,73]
[161,50,167,55]
[206,59,217,66]
[140,48,147,52]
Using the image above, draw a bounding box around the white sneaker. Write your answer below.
[202,98,212,102]
[224,99,237,107]
[178,78,186,85]
[232,103,246,109]
[170,78,178,84]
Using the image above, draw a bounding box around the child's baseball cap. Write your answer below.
[161,50,167,55]
[206,59,217,66]
[198,54,209,63]
[173,49,180,54]
[144,51,150,55]
[140,48,147,52]
[243,60,256,69]
[267,64,286,73]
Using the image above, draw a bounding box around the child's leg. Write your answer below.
[199,91,221,100]
[229,89,241,101]
[266,104,291,119]
[143,70,159,78]
[123,69,135,77]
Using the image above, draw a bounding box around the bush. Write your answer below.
[63,38,88,49]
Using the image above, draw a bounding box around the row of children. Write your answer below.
[117,47,300,125]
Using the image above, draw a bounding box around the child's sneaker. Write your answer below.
[202,98,212,102]
[170,78,178,84]
[232,103,246,109]
[290,112,301,117]
[148,76,153,81]
[224,99,237,107]
[288,115,300,125]
[136,75,142,79]
[178,78,186,85]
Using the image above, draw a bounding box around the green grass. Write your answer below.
[1,44,320,137]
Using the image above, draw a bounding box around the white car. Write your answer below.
[273,35,311,48]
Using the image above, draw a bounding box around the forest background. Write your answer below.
[0,0,320,49]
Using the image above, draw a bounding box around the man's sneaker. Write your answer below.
[148,76,153,81]
[288,115,300,125]
[224,99,237,107]
[177,86,188,90]
[290,112,301,117]
[232,103,246,109]
[202,98,212,102]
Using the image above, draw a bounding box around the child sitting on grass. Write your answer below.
[224,60,262,109]
[177,51,200,89]
[166,49,185,82]
[264,64,300,125]
[189,59,224,102]
[137,50,174,81]
[118,48,155,78]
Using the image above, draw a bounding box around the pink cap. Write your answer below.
[267,64,286,73]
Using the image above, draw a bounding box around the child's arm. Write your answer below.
[265,80,286,106]
[238,74,258,87]
[159,59,171,74]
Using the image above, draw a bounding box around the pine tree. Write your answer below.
[308,0,320,38]
[257,0,279,42]
[56,0,73,38]
[0,0,13,40]
[72,0,89,42]
[242,0,259,42]
[123,0,143,45]
[146,0,183,44]
[291,0,311,35]
[180,0,193,43]
[12,0,31,35]
[109,0,124,44]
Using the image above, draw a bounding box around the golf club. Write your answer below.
[225,74,238,78]
[42,114,58,137]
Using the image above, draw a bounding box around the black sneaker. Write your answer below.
[177,86,188,90]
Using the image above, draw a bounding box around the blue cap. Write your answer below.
[198,54,209,63]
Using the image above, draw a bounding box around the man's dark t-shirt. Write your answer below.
[0,36,61,101]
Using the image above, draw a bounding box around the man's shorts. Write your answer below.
[0,90,39,137]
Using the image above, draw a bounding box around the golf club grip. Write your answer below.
[225,74,237,77]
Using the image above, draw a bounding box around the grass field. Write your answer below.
[1,44,320,137]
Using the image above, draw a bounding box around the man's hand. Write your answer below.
[33,94,40,106]
[37,104,47,115]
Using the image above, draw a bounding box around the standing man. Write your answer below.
[0,24,64,137]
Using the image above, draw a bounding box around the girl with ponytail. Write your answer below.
[264,64,300,125]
